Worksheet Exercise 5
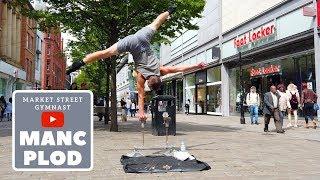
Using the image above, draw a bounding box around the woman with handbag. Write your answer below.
[301,83,317,129]
[286,83,300,127]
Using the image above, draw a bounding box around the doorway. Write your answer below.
[251,74,281,95]
[196,84,207,114]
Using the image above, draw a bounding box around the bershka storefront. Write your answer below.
[221,3,316,115]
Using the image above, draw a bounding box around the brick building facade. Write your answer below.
[41,31,66,90]
[20,3,36,88]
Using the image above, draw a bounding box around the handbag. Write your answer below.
[314,103,319,111]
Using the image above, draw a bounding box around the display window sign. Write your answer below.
[234,22,276,49]
[249,64,281,77]
[317,0,320,29]
[12,90,93,171]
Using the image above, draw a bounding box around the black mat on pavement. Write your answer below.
[120,155,211,173]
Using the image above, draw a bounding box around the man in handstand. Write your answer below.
[67,7,206,122]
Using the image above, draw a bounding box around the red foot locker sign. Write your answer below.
[317,0,320,29]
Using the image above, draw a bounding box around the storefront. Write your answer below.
[229,51,315,115]
[221,3,316,116]
[184,66,222,115]
[0,60,27,100]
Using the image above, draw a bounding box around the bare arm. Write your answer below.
[160,62,206,76]
[136,72,147,121]
[147,12,170,31]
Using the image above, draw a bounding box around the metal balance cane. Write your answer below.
[163,112,170,148]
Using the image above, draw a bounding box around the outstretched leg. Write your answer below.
[66,7,176,75]
[66,43,119,75]
[83,43,119,64]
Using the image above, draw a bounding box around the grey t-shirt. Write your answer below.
[117,27,160,78]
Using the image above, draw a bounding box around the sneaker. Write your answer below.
[286,123,292,128]
[294,124,298,128]
[276,129,285,133]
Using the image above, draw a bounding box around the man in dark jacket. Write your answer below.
[263,85,285,133]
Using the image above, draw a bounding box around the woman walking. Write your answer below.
[0,96,6,121]
[287,83,300,127]
[301,83,317,129]
[277,84,291,127]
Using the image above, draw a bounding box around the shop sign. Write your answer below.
[234,22,276,49]
[317,0,320,29]
[249,64,281,77]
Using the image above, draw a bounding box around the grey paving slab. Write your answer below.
[0,114,319,179]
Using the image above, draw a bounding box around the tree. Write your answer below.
[15,0,205,131]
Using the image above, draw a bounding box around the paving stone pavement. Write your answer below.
[0,114,320,179]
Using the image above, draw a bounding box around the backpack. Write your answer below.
[290,92,298,105]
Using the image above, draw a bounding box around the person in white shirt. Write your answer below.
[277,84,291,127]
[246,86,260,125]
[126,98,132,116]
[130,102,136,117]
[286,83,300,127]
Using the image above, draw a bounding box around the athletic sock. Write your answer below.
[66,60,85,75]
[168,6,176,15]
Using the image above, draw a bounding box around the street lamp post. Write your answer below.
[239,52,246,124]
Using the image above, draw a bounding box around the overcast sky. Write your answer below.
[61,32,77,66]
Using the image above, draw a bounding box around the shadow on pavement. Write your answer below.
[0,121,12,138]
[0,128,11,137]
[94,118,242,134]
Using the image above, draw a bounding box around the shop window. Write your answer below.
[229,53,316,116]
[185,74,195,87]
[207,66,221,83]
[0,78,6,97]
[185,74,196,113]
[196,71,206,84]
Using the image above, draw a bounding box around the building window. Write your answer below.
[26,33,29,49]
[47,45,51,55]
[46,60,50,70]
[46,76,49,87]
[0,78,6,97]
[207,67,222,114]
[185,74,196,113]
[31,36,34,50]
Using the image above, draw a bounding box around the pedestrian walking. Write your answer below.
[120,98,127,122]
[126,98,132,116]
[0,96,6,121]
[246,86,260,125]
[185,99,190,115]
[286,83,300,127]
[277,84,291,127]
[130,101,136,117]
[4,98,12,121]
[301,83,317,129]
[263,85,285,133]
